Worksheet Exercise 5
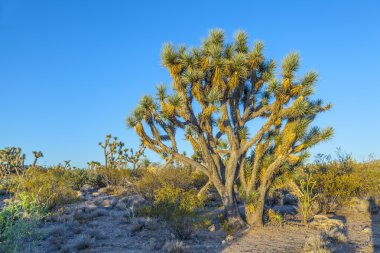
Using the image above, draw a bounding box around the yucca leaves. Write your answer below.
[282,52,300,79]
[234,30,248,53]
[127,30,332,219]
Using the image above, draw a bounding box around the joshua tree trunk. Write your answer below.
[32,158,38,167]
[245,185,267,226]
[197,180,212,199]
[221,187,245,227]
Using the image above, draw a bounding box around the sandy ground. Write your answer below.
[1,189,379,253]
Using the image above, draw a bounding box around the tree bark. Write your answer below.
[245,184,267,226]
[221,188,246,228]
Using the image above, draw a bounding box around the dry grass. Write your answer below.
[163,240,189,253]
[303,233,331,253]
[73,234,94,251]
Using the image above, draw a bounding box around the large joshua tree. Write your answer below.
[127,30,333,226]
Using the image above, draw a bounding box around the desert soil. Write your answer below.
[1,188,379,253]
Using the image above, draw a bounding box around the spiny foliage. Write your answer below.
[98,135,146,184]
[0,147,25,177]
[127,29,333,224]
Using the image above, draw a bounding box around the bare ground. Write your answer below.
[1,189,379,253]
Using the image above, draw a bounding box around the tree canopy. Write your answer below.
[127,29,332,225]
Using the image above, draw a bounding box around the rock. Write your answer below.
[115,202,127,211]
[92,192,100,197]
[96,197,119,208]
[309,215,345,230]
[353,198,370,213]
[127,223,144,236]
[272,205,297,215]
[136,217,147,226]
[98,187,109,194]
[63,206,74,215]
[121,195,149,210]
[226,235,234,242]
[362,226,372,234]
[208,224,216,232]
[82,203,97,213]
[221,240,226,245]
[80,184,94,192]
[283,193,297,205]
[76,191,84,200]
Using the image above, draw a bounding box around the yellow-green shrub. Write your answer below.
[139,183,204,239]
[87,166,132,188]
[307,157,380,213]
[8,167,79,211]
[136,166,208,201]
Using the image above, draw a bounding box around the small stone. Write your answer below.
[80,184,94,192]
[208,224,216,232]
[362,226,372,234]
[226,235,234,242]
[115,202,127,211]
[127,223,143,236]
[99,198,119,208]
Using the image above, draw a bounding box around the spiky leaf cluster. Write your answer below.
[127,30,333,209]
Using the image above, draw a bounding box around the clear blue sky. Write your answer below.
[1,0,379,167]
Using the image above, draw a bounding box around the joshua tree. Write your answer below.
[99,135,146,173]
[87,161,101,170]
[0,147,26,176]
[99,134,119,184]
[32,151,44,167]
[122,144,146,175]
[127,29,332,226]
[64,160,71,169]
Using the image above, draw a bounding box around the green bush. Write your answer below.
[138,183,204,239]
[0,195,43,252]
[136,166,208,201]
[8,167,80,211]
[87,166,132,188]
[305,153,380,213]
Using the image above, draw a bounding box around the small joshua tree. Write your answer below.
[0,147,26,176]
[64,160,72,169]
[87,161,101,170]
[127,29,333,226]
[32,151,44,167]
[290,173,318,225]
[99,134,119,185]
[122,144,146,175]
[98,135,146,183]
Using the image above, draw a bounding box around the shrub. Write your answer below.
[308,154,380,213]
[163,240,189,253]
[87,166,132,188]
[303,233,331,253]
[0,197,42,252]
[267,209,283,227]
[290,173,318,224]
[136,166,208,201]
[140,183,204,239]
[8,167,80,211]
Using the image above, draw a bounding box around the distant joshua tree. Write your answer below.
[0,147,26,176]
[127,30,332,226]
[98,134,146,183]
[32,151,44,167]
